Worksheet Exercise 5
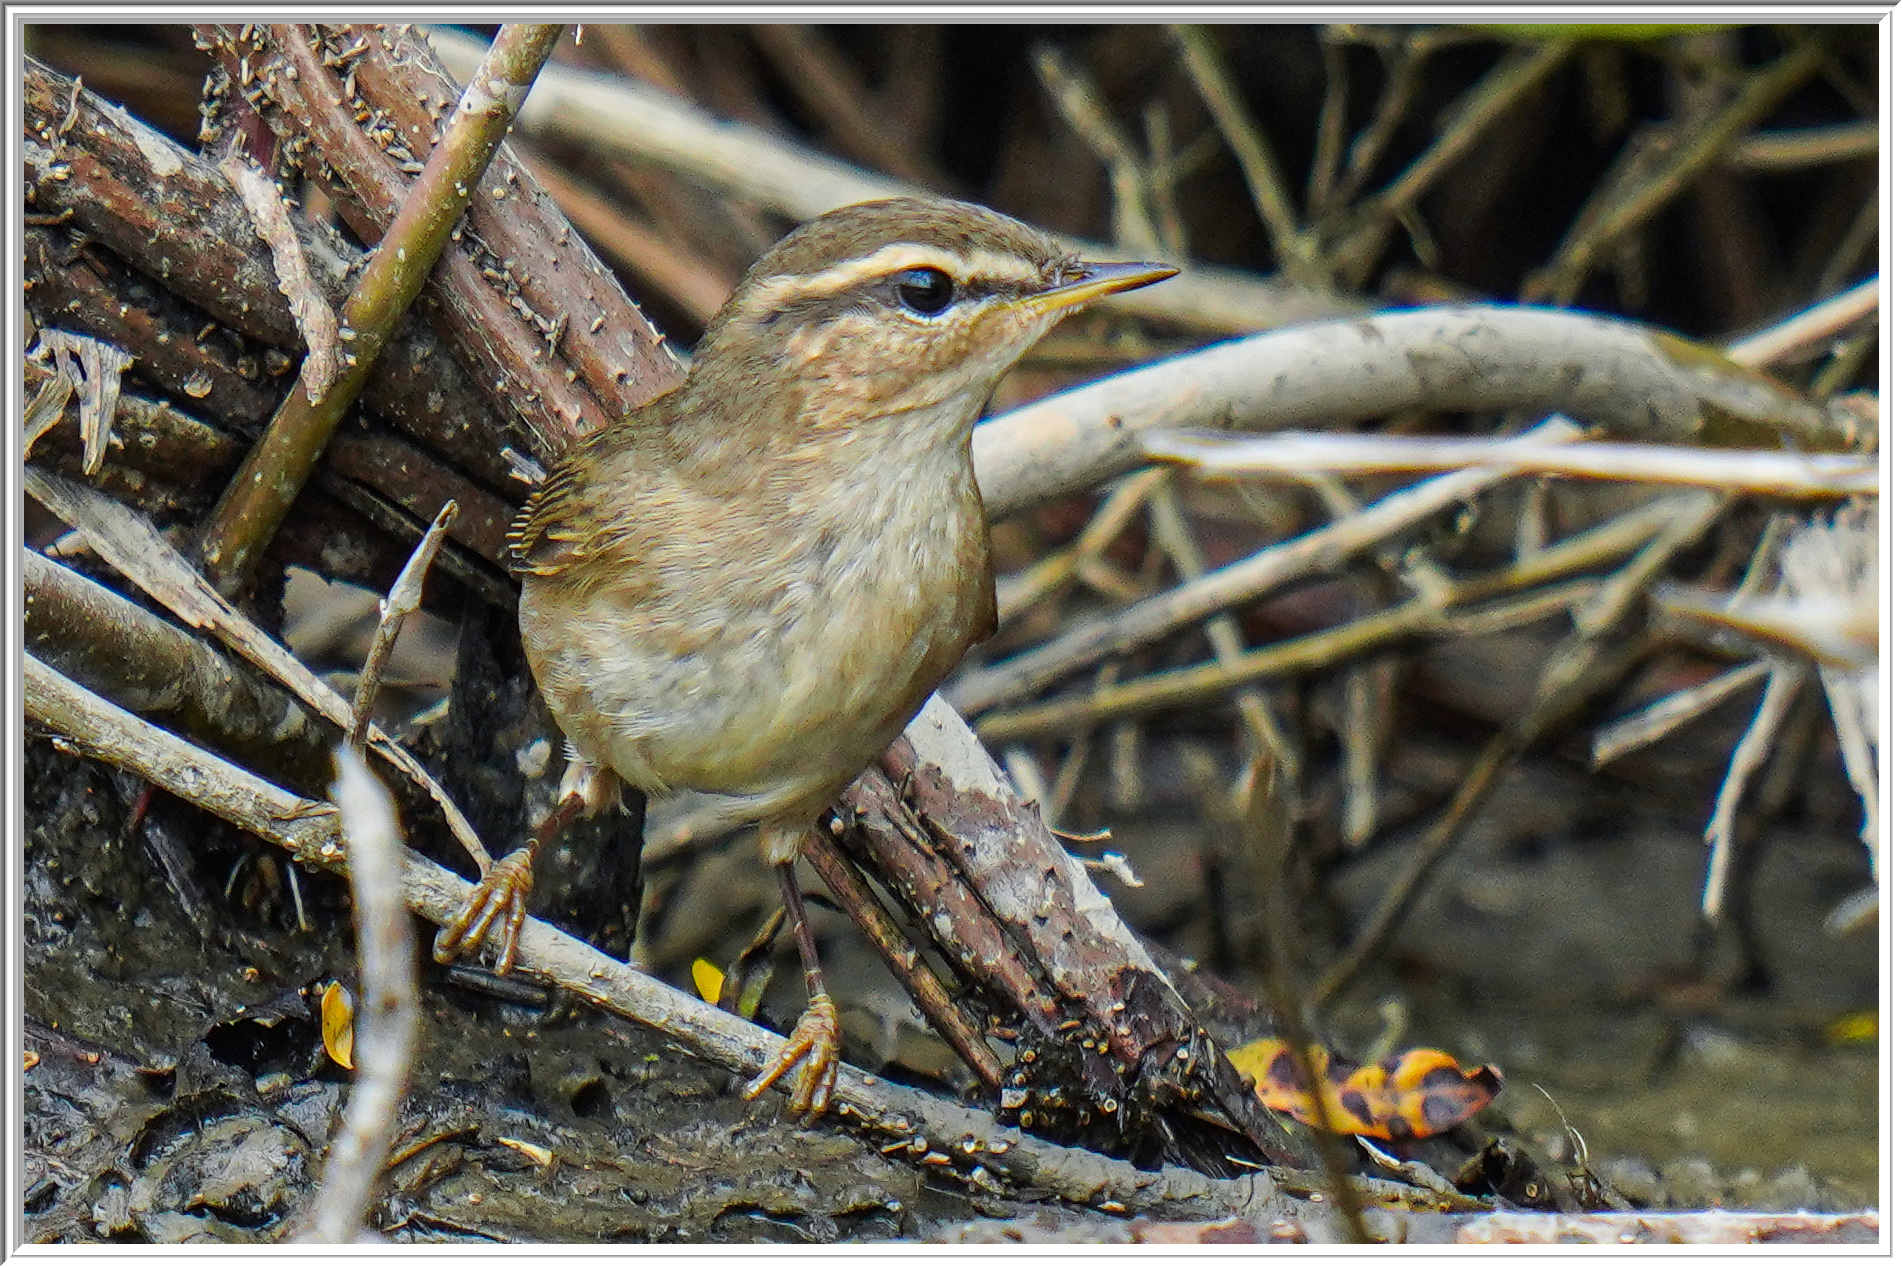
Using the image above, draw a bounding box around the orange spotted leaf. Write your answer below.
[1228,1037,1504,1141]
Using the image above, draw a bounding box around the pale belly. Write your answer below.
[519,504,985,829]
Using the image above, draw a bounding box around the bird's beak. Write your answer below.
[1021,260,1179,316]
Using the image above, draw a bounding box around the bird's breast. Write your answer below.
[519,442,990,818]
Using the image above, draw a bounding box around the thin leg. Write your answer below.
[434,754,611,975]
[742,824,841,1120]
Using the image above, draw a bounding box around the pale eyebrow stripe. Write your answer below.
[737,243,1048,321]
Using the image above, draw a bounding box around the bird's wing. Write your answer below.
[507,440,604,575]
[507,421,675,577]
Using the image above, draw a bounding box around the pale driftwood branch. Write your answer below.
[26,466,494,871]
[970,305,1843,521]
[426,25,1360,338]
[23,653,1368,1220]
[1144,430,1878,499]
[296,748,420,1245]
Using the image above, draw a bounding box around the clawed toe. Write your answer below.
[742,992,841,1121]
[434,848,534,974]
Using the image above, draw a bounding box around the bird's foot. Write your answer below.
[433,847,535,975]
[743,991,841,1121]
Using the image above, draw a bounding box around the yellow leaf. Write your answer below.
[320,981,355,1070]
[690,958,725,1005]
[1827,1011,1878,1044]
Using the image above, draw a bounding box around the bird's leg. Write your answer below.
[433,754,614,975]
[742,822,841,1121]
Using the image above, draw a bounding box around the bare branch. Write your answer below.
[1145,430,1877,499]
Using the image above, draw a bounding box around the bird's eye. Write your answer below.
[893,267,956,316]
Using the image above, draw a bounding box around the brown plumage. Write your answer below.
[436,196,1175,1118]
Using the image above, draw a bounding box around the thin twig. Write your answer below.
[220,153,341,399]
[1701,663,1804,919]
[977,578,1599,744]
[295,747,421,1244]
[750,24,950,189]
[1526,39,1826,305]
[1032,44,1163,255]
[1811,193,1879,302]
[1304,472,1456,608]
[1724,276,1878,370]
[1725,120,1877,170]
[953,416,1588,717]
[1242,755,1375,1244]
[428,25,1358,336]
[348,501,457,751]
[1306,33,1350,215]
[1591,659,1773,768]
[1338,659,1390,848]
[994,468,1167,626]
[1142,101,1190,259]
[1321,30,1432,216]
[1308,494,1727,1009]
[1330,40,1574,283]
[1145,479,1301,773]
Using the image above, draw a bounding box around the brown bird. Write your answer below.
[434,196,1175,1117]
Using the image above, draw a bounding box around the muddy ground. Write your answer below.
[22,716,1877,1243]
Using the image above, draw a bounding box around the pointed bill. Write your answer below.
[1020,260,1178,316]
